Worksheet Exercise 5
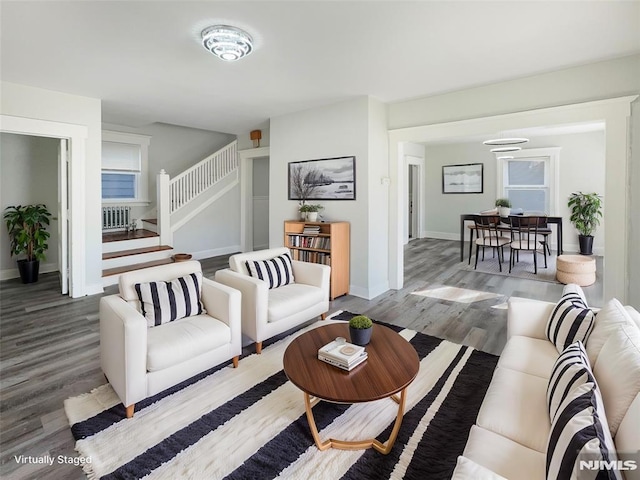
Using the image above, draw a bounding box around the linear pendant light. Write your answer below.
[490,146,522,153]
[483,137,529,146]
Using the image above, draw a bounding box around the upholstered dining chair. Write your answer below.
[473,215,511,272]
[215,247,330,354]
[100,260,241,418]
[508,215,547,274]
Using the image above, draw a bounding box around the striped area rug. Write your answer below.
[64,316,498,480]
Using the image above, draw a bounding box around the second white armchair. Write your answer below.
[215,247,330,353]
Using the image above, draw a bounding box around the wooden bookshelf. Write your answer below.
[284,220,350,300]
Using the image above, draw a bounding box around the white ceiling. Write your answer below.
[1,1,639,135]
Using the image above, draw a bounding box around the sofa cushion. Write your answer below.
[498,336,558,379]
[135,272,205,327]
[462,425,545,480]
[147,314,231,372]
[593,323,640,437]
[546,371,618,480]
[625,306,640,329]
[477,367,550,453]
[547,341,592,422]
[267,283,325,322]
[587,298,635,365]
[452,455,508,480]
[546,290,595,353]
[246,252,295,289]
[615,392,640,466]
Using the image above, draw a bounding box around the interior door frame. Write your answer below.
[404,155,425,245]
[1,115,88,297]
[239,146,271,252]
[58,139,69,294]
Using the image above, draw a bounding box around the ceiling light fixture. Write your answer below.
[497,155,514,160]
[483,137,529,146]
[490,146,522,153]
[201,25,253,61]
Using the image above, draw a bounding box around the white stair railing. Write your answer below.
[169,140,238,214]
[156,140,239,247]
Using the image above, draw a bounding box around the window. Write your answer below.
[102,131,150,203]
[497,147,560,214]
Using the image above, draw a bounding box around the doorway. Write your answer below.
[252,157,269,250]
[408,164,419,240]
[239,146,271,252]
[404,155,425,245]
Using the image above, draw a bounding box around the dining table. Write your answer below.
[459,214,564,262]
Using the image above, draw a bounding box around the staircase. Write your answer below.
[101,141,238,286]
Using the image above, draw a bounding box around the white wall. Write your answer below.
[0,133,59,276]
[270,96,388,299]
[389,54,640,129]
[630,99,640,304]
[1,82,102,294]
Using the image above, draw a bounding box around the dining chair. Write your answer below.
[508,215,547,274]
[524,211,552,255]
[473,215,511,272]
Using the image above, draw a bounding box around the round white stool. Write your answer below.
[556,255,596,286]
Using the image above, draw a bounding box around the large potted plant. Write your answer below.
[4,204,52,283]
[568,192,602,255]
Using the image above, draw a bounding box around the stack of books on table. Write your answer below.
[303,225,321,235]
[318,339,368,371]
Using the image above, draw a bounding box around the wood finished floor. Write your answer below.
[0,238,603,479]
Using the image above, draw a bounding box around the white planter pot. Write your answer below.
[498,207,511,217]
[306,212,318,222]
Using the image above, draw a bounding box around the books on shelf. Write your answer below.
[303,225,321,235]
[287,234,331,250]
[318,339,368,371]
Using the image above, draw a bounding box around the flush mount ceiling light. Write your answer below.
[201,25,253,61]
[490,146,522,153]
[483,137,529,146]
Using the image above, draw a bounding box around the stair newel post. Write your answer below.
[157,169,172,247]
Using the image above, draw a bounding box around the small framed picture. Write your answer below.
[442,163,483,194]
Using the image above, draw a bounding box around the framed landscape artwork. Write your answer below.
[288,156,356,200]
[442,163,483,194]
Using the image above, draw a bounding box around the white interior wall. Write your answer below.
[270,97,374,298]
[1,82,102,295]
[0,133,59,276]
[629,99,640,304]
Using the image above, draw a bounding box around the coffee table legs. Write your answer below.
[303,388,408,455]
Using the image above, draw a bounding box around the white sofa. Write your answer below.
[100,260,241,418]
[215,247,330,353]
[453,290,640,480]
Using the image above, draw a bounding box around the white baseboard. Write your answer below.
[422,231,459,241]
[0,262,58,281]
[563,244,604,256]
[348,281,389,300]
[190,245,242,261]
[83,283,105,297]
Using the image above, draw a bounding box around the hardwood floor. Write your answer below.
[0,238,603,479]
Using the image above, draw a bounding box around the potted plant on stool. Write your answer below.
[568,192,602,255]
[349,315,373,346]
[4,204,52,283]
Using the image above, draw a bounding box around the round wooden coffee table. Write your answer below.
[283,323,420,454]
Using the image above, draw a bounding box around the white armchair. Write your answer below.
[100,260,241,418]
[215,247,330,353]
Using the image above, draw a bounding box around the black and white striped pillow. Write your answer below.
[546,344,620,480]
[135,272,205,327]
[547,341,592,422]
[245,253,294,289]
[546,291,595,353]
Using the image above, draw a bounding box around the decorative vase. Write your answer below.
[498,207,511,217]
[17,259,39,284]
[299,211,306,221]
[306,212,318,222]
[349,326,372,346]
[578,235,594,255]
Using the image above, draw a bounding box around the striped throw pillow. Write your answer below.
[135,272,205,327]
[245,253,295,289]
[547,341,592,422]
[547,291,595,353]
[546,343,620,480]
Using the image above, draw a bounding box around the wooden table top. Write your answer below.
[283,323,420,403]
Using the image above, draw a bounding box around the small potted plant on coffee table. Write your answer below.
[349,315,373,346]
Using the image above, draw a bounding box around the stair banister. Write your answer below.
[157,169,172,246]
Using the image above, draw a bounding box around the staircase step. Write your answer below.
[142,218,157,225]
[102,229,158,243]
[103,258,174,279]
[103,245,172,261]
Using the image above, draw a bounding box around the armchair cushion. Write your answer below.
[246,252,295,289]
[147,314,231,372]
[135,272,205,327]
[267,283,326,322]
